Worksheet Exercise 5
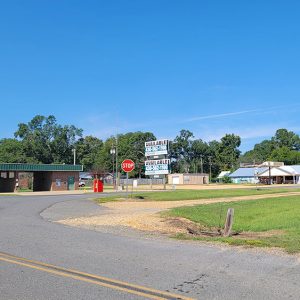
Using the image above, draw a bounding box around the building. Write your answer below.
[229,167,266,184]
[0,163,83,193]
[168,173,209,185]
[217,171,231,182]
[258,165,300,184]
[229,164,300,184]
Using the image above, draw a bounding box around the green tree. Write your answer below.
[0,139,28,163]
[272,129,300,150]
[170,129,194,173]
[190,139,210,173]
[14,115,83,164]
[268,146,300,165]
[75,136,103,171]
[94,132,156,177]
[217,134,241,170]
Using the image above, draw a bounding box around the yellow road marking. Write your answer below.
[0,252,194,300]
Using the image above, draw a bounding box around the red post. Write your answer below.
[93,179,103,193]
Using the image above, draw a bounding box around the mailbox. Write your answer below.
[93,179,103,193]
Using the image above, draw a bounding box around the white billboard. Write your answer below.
[145,139,169,156]
[145,159,170,175]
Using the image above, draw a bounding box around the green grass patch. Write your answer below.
[17,188,33,192]
[95,187,300,203]
[166,195,300,253]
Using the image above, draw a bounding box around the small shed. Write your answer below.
[168,173,209,185]
[217,171,231,182]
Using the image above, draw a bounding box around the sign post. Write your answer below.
[121,159,135,198]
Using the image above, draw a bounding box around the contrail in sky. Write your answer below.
[182,109,259,123]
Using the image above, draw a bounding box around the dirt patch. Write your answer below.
[57,191,300,237]
[236,230,285,239]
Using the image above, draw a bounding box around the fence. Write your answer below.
[104,178,164,185]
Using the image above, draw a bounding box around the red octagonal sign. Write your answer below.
[121,159,135,173]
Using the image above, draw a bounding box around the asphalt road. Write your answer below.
[1,194,300,300]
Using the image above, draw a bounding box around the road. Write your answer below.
[0,193,300,299]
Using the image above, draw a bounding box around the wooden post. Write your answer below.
[223,208,234,237]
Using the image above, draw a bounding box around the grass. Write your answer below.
[17,188,33,192]
[165,196,300,253]
[95,187,300,203]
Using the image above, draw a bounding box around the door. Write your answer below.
[67,176,75,190]
[172,176,180,185]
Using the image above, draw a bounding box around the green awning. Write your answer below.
[0,164,83,172]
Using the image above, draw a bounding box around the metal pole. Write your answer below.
[115,136,118,191]
[73,149,76,165]
[112,152,115,188]
[200,156,203,174]
[126,172,129,198]
[208,156,212,183]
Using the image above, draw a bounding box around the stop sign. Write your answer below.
[121,159,135,173]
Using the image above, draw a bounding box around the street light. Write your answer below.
[110,148,116,188]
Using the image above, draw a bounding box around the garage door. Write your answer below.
[172,176,180,185]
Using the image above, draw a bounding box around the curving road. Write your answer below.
[0,194,300,299]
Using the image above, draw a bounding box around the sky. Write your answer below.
[1,0,300,152]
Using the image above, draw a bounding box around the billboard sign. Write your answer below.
[145,139,169,156]
[145,159,170,175]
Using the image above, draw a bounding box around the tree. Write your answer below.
[93,131,156,177]
[0,139,28,163]
[190,139,210,173]
[240,129,300,164]
[75,136,103,171]
[272,129,300,150]
[170,130,194,173]
[14,115,83,164]
[217,134,241,170]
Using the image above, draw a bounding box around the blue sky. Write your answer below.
[1,1,300,152]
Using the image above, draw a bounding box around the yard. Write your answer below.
[96,187,300,203]
[165,195,300,253]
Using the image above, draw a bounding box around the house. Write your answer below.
[229,167,266,184]
[229,164,300,184]
[258,165,300,184]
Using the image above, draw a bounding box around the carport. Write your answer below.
[0,164,83,193]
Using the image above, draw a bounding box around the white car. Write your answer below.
[79,181,86,187]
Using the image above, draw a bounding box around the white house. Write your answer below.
[229,164,300,184]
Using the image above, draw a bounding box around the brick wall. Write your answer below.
[51,171,79,191]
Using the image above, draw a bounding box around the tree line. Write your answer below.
[0,115,300,178]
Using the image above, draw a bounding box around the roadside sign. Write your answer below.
[121,159,135,173]
[145,139,169,156]
[145,159,170,175]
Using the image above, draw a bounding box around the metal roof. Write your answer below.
[0,163,83,172]
[230,165,300,178]
[217,171,231,179]
[229,167,266,178]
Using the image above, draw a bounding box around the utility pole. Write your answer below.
[115,135,119,191]
[110,147,116,188]
[208,156,212,183]
[72,148,76,165]
[200,155,204,174]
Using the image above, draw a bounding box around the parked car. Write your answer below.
[79,181,86,187]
